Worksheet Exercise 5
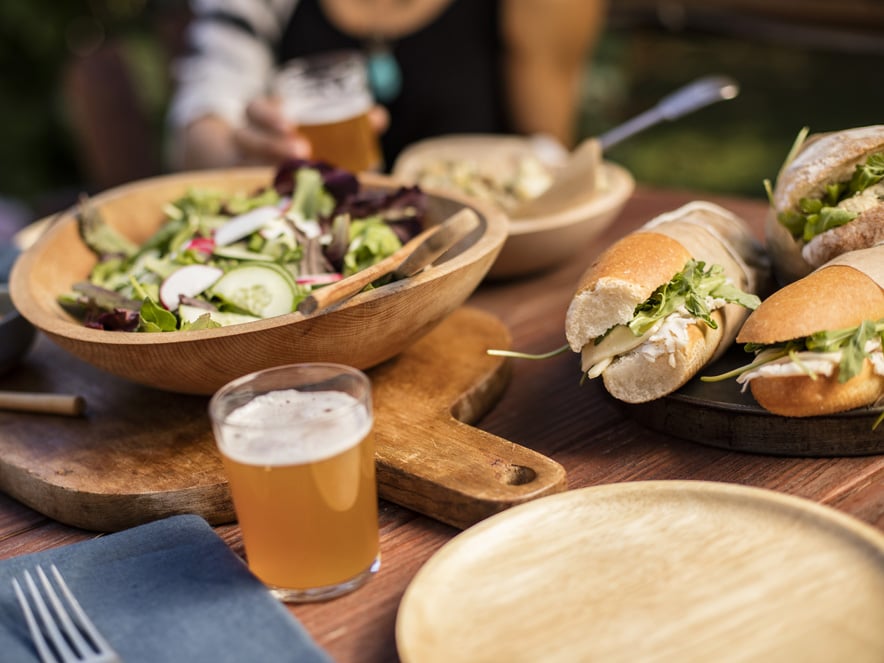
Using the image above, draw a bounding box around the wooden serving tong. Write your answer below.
[297,208,481,315]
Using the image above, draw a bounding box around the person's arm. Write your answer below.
[177,100,311,170]
[501,0,608,148]
[167,0,301,170]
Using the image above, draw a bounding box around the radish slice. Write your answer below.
[159,264,223,311]
[213,206,281,246]
[185,237,216,254]
[296,273,343,286]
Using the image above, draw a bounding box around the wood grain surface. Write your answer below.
[3,187,884,663]
[0,306,564,532]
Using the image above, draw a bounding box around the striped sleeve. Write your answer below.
[167,0,297,130]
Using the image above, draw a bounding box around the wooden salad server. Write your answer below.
[297,208,481,315]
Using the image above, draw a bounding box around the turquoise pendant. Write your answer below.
[367,46,402,103]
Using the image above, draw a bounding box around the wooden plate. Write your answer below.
[396,480,884,663]
[622,347,884,457]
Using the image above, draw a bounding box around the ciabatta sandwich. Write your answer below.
[718,245,884,417]
[766,125,884,285]
[565,201,767,403]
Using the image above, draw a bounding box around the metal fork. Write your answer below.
[12,564,122,663]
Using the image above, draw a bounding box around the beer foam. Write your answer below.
[218,389,371,466]
[285,93,372,126]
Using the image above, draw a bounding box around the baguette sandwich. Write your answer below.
[766,125,884,285]
[714,245,884,417]
[564,201,767,403]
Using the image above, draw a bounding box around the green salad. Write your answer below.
[60,160,426,332]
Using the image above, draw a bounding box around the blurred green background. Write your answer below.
[2,1,883,237]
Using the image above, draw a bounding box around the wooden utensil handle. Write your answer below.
[297,226,434,315]
[0,392,86,416]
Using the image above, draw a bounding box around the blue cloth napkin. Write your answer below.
[0,514,332,662]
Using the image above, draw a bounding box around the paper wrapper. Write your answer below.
[823,244,884,290]
[642,201,767,295]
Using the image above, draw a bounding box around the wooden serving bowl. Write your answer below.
[392,134,635,279]
[9,168,507,395]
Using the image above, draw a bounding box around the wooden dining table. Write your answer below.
[2,185,883,662]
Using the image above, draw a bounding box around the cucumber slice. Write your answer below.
[178,304,261,327]
[210,263,299,318]
[211,245,276,262]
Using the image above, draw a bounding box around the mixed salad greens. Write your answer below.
[766,127,884,242]
[60,160,426,332]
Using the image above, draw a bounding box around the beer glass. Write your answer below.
[209,363,380,602]
[274,50,383,173]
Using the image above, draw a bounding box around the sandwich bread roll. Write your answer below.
[766,125,884,285]
[733,244,884,417]
[565,201,767,404]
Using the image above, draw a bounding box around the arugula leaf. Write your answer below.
[837,320,877,382]
[778,151,884,241]
[802,206,857,242]
[704,319,884,384]
[627,260,760,336]
[849,153,884,194]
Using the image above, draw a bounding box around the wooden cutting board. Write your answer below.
[0,307,566,532]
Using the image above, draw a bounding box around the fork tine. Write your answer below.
[13,565,120,663]
[46,565,116,657]
[22,568,79,662]
[37,565,99,658]
[12,576,57,663]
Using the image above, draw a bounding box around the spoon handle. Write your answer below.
[598,75,740,151]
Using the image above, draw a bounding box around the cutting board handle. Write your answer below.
[377,417,567,530]
[370,306,568,531]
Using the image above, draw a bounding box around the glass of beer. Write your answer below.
[209,362,380,602]
[274,50,383,173]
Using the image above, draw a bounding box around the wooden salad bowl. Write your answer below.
[9,168,507,395]
[392,134,635,280]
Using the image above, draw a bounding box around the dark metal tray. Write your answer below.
[622,346,884,457]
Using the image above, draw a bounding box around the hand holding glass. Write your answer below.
[210,363,380,602]
[274,50,383,173]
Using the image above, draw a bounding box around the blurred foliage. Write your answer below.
[0,0,182,220]
[580,27,884,198]
[2,5,883,228]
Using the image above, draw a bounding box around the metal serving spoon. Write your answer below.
[511,75,740,219]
